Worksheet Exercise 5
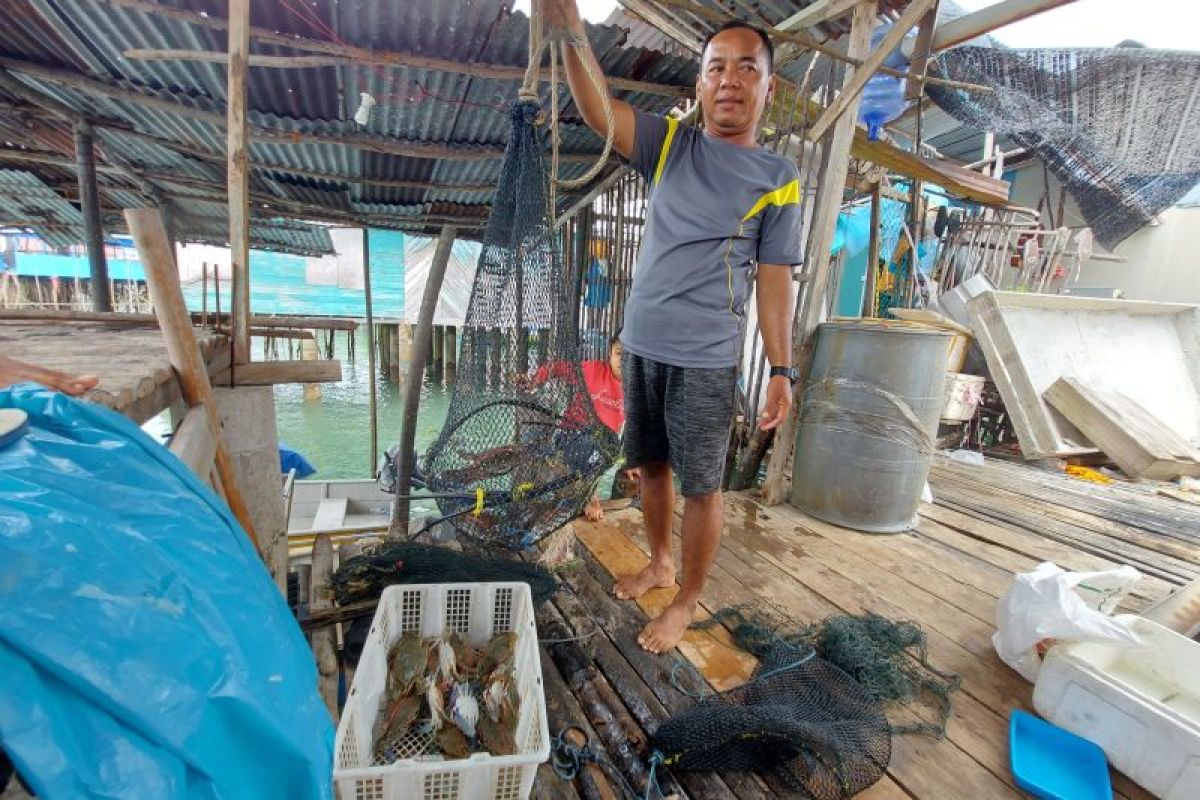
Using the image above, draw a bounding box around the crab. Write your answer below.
[386,631,430,699]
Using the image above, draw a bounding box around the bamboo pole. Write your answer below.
[124,207,259,546]
[390,225,456,536]
[362,228,378,473]
[227,0,251,365]
[863,182,882,318]
[761,0,875,506]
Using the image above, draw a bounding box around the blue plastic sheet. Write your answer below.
[279,443,317,478]
[0,384,333,799]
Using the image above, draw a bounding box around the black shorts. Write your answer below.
[621,351,737,497]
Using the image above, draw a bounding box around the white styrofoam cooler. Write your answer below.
[1032,615,1200,799]
[334,583,550,800]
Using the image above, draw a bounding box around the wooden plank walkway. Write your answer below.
[533,456,1197,799]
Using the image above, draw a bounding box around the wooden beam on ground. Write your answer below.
[906,1,941,102]
[211,359,342,386]
[168,403,217,477]
[808,0,937,142]
[928,0,1080,51]
[390,224,455,535]
[762,0,875,506]
[124,207,259,546]
[227,0,251,365]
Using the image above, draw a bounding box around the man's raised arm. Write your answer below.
[544,0,637,160]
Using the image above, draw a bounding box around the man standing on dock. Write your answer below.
[548,1,801,653]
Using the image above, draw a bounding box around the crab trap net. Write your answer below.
[423,101,620,550]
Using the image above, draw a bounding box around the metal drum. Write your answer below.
[789,320,952,533]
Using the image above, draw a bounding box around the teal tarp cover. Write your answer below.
[0,384,333,799]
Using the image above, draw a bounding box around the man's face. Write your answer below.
[697,27,774,139]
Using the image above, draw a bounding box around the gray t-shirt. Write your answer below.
[620,110,803,368]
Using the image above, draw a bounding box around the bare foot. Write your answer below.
[638,600,695,654]
[583,495,603,522]
[613,561,675,601]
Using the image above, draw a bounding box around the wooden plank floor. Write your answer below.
[534,456,1198,799]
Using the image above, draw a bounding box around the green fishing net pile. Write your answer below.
[704,605,962,738]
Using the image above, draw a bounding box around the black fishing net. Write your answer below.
[423,100,620,550]
[652,645,891,799]
[329,540,558,608]
[704,606,961,738]
[929,46,1200,249]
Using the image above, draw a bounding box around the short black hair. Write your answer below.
[702,20,774,74]
[609,331,622,349]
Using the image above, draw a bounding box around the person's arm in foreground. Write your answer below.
[545,0,637,159]
[756,266,794,430]
[0,354,98,395]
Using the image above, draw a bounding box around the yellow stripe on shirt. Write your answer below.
[652,116,679,186]
[741,178,800,221]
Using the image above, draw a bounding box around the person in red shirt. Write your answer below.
[525,334,638,521]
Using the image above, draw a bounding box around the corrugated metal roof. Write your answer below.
[0,168,85,247]
[0,0,697,245]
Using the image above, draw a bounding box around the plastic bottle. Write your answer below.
[857,23,911,141]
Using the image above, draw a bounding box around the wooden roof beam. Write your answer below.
[925,0,1080,52]
[97,0,691,98]
[0,56,607,163]
[807,0,937,142]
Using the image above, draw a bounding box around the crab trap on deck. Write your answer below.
[334,583,550,800]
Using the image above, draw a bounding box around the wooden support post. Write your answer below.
[928,0,1079,51]
[431,324,445,380]
[444,325,457,382]
[362,228,378,473]
[762,0,875,506]
[905,1,940,102]
[227,0,251,364]
[310,532,339,719]
[74,122,111,312]
[201,261,208,327]
[124,208,259,546]
[390,225,456,535]
[863,183,882,317]
[807,0,937,142]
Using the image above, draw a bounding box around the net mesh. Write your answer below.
[423,100,620,549]
[702,606,961,739]
[329,541,558,608]
[652,646,891,799]
[930,46,1200,249]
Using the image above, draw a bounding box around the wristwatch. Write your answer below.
[769,366,799,384]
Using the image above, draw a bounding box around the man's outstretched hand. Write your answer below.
[0,355,99,396]
[542,0,584,35]
[758,375,793,431]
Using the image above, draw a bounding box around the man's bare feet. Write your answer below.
[638,599,695,654]
[613,561,675,601]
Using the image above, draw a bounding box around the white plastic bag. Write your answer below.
[993,561,1141,682]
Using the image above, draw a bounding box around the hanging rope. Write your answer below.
[520,0,617,207]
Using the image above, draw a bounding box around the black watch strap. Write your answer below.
[769,366,799,384]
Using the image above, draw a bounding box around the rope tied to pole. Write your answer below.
[519,0,616,206]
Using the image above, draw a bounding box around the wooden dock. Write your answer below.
[532,455,1199,799]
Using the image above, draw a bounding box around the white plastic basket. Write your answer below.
[333,583,549,800]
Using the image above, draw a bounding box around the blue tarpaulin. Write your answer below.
[0,384,333,799]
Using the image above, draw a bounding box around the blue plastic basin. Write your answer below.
[1009,709,1112,800]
